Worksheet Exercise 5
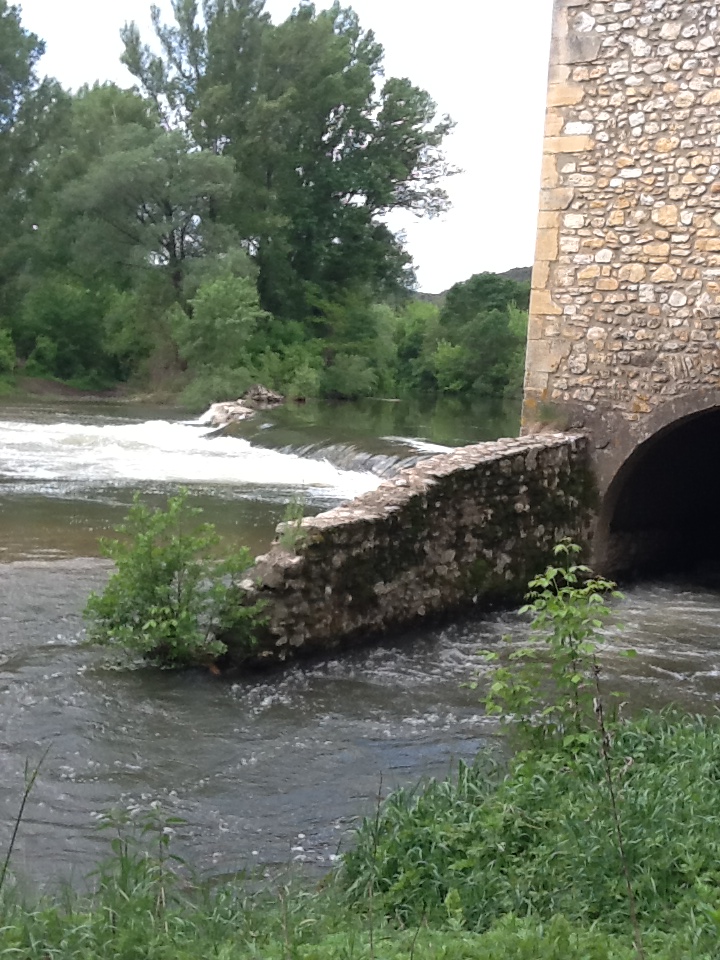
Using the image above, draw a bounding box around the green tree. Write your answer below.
[442,272,530,332]
[433,273,530,398]
[61,125,236,295]
[121,0,454,319]
[8,85,171,378]
[0,2,62,326]
[173,274,268,368]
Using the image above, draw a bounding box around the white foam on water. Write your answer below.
[382,435,453,455]
[0,418,381,498]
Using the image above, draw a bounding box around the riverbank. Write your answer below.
[3,711,720,959]
[0,373,525,419]
[0,375,131,403]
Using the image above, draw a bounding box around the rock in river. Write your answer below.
[198,385,285,428]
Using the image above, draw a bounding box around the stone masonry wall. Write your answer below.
[230,435,591,662]
[523,0,720,490]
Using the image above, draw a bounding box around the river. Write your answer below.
[0,398,718,888]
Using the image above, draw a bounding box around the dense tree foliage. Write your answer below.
[0,0,529,403]
[0,1,62,334]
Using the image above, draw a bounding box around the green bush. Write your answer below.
[25,333,59,375]
[284,361,322,400]
[84,490,262,667]
[480,540,623,750]
[180,365,256,409]
[15,275,113,380]
[341,711,720,938]
[0,328,16,374]
[321,352,378,399]
[251,342,323,398]
[173,275,268,369]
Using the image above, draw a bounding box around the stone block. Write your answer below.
[650,264,677,282]
[530,288,563,317]
[619,263,647,282]
[655,136,681,153]
[532,261,551,289]
[526,337,570,373]
[545,113,565,139]
[644,242,671,258]
[535,228,559,262]
[538,210,561,230]
[546,83,586,107]
[541,154,559,190]
[540,188,575,211]
[651,205,679,226]
[546,135,596,153]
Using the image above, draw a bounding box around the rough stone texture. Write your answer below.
[523,0,720,493]
[229,435,591,661]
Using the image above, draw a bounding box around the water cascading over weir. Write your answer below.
[233,0,719,662]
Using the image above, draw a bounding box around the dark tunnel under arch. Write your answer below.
[597,405,720,579]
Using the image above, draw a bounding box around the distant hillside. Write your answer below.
[498,266,532,284]
[416,266,532,308]
[415,290,448,308]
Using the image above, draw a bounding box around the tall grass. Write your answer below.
[3,714,720,958]
[342,711,720,944]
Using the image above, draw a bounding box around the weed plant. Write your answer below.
[84,490,263,668]
[277,497,306,553]
[479,540,626,750]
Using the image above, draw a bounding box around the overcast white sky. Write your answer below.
[18,0,554,292]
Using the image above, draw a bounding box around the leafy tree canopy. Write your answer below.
[121,0,454,318]
[0,1,533,409]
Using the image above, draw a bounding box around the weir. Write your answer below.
[233,434,592,660]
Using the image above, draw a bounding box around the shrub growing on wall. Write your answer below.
[84,490,262,668]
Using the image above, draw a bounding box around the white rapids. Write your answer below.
[0,416,382,499]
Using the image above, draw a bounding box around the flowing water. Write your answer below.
[0,397,718,888]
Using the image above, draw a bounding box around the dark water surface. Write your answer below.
[0,398,718,887]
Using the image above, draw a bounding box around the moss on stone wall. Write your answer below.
[232,434,593,662]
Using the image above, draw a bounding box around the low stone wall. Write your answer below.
[234,433,593,661]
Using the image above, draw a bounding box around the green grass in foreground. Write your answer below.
[343,711,720,937]
[3,713,720,958]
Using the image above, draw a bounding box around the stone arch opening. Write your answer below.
[597,406,720,578]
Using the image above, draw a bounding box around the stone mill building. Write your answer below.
[523,0,720,574]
